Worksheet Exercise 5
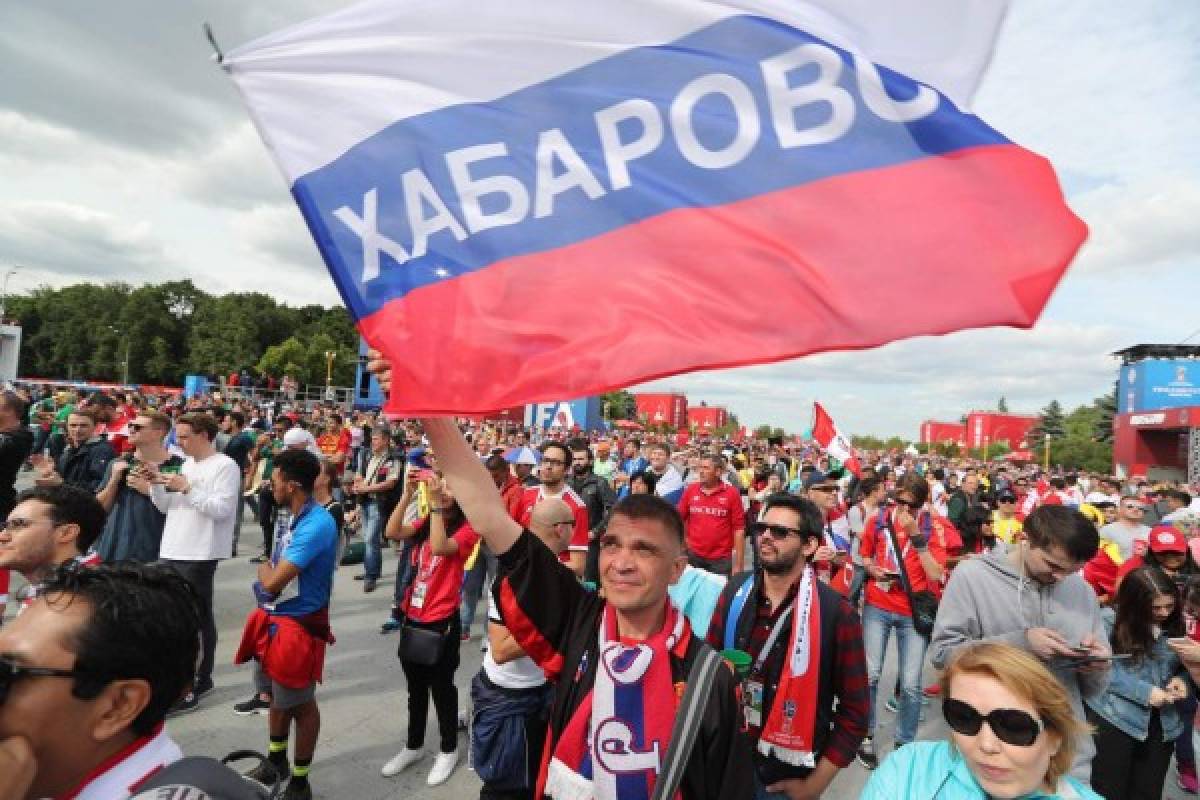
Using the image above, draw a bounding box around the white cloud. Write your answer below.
[1068,174,1200,274]
[170,123,292,210]
[0,201,169,281]
[636,322,1124,436]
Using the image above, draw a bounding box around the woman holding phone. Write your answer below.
[381,471,478,788]
[861,642,1099,799]
[1086,565,1190,799]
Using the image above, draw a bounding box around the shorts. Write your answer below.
[254,660,316,709]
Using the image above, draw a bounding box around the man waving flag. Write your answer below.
[224,0,1085,415]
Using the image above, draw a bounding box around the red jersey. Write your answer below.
[859,508,949,616]
[677,481,745,560]
[404,521,479,623]
[515,484,589,564]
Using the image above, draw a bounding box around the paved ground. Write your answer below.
[6,505,1194,798]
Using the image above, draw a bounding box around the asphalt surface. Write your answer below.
[5,504,1194,799]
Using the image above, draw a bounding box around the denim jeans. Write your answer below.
[460,545,496,631]
[361,501,383,580]
[862,603,929,746]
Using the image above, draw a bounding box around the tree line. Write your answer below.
[9,280,360,387]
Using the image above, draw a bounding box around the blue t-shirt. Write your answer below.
[270,500,338,617]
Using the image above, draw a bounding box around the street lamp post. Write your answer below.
[108,325,130,386]
[0,266,20,320]
[1044,433,1051,471]
[324,351,336,400]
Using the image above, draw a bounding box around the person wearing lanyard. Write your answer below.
[706,492,868,799]
[381,472,480,788]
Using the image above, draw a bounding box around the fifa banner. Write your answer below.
[225,0,1086,415]
[812,401,862,477]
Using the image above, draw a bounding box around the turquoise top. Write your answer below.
[859,741,1101,800]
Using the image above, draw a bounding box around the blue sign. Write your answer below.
[524,397,603,431]
[1119,360,1200,413]
[352,337,386,409]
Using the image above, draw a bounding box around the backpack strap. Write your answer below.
[652,645,723,800]
[722,571,756,652]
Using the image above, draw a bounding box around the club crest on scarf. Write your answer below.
[545,602,688,800]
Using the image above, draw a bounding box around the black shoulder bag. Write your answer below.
[882,514,939,637]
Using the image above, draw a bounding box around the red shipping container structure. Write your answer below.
[919,420,967,446]
[964,411,1038,451]
[635,392,688,430]
[687,405,728,432]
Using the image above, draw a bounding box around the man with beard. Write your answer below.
[706,493,867,799]
[568,438,615,584]
[514,441,589,577]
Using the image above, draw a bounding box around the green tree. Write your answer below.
[753,424,773,439]
[258,337,309,383]
[599,390,637,420]
[998,396,1009,412]
[1029,400,1066,442]
[1093,386,1117,443]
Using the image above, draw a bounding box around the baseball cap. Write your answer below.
[282,428,309,449]
[997,489,1017,503]
[1147,525,1187,554]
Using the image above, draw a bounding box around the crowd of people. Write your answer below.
[1,376,1199,799]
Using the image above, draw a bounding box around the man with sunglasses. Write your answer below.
[1098,493,1150,562]
[706,493,868,800]
[93,411,182,564]
[0,485,105,613]
[0,561,201,799]
[930,505,1109,781]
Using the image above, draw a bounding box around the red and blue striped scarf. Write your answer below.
[544,601,688,800]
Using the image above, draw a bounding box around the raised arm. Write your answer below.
[420,417,523,555]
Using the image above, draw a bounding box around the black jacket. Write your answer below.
[495,531,754,800]
[567,471,615,531]
[57,438,116,493]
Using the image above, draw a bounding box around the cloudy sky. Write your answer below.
[3,1,1197,436]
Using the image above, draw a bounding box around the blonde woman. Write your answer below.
[861,642,1100,799]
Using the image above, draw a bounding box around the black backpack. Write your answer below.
[132,751,278,799]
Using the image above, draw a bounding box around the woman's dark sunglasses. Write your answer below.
[748,521,805,540]
[943,697,1043,747]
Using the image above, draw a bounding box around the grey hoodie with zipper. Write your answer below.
[929,549,1111,781]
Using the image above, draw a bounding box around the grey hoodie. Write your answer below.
[929,549,1111,781]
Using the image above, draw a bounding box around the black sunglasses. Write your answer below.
[749,521,806,540]
[943,697,1043,747]
[0,658,95,705]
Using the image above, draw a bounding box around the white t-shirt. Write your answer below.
[153,452,242,561]
[482,592,546,690]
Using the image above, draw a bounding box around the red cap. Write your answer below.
[1147,525,1187,554]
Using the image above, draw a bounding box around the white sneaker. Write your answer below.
[427,749,459,786]
[381,747,425,777]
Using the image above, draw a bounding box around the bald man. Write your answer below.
[528,498,575,555]
[473,497,574,798]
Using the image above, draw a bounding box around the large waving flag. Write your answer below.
[811,402,862,477]
[225,0,1085,415]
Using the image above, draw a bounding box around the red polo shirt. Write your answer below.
[678,481,745,560]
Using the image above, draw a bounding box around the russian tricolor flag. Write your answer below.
[225,0,1085,415]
